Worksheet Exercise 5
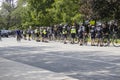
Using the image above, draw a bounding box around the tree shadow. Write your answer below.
[0,46,120,80]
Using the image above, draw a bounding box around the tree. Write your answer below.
[79,0,93,20]
[26,0,54,26]
[3,0,120,29]
[92,0,120,22]
[0,1,15,29]
[11,0,31,29]
[49,0,81,24]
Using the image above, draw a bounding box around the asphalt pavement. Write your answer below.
[0,38,120,80]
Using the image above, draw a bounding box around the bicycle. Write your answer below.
[112,31,120,47]
[102,31,120,47]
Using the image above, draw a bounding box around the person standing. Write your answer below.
[90,25,96,46]
[78,24,85,46]
[27,29,31,41]
[0,30,2,41]
[62,27,67,44]
[35,27,40,42]
[96,24,103,46]
[16,29,22,42]
[42,27,48,42]
[23,30,27,40]
[70,25,76,44]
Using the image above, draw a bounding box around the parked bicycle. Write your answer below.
[102,30,120,47]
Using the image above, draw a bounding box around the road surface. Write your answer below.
[0,38,120,80]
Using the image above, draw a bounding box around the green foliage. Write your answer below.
[92,0,120,21]
[0,2,14,29]
[26,0,54,26]
[79,0,93,20]
[49,0,81,24]
[1,0,120,29]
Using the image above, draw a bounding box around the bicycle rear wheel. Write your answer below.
[102,35,110,47]
[112,34,120,47]
[103,38,110,46]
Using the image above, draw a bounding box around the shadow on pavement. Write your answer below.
[0,46,120,80]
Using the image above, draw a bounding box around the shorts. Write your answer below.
[91,35,95,39]
[96,34,102,39]
[63,34,67,38]
[36,33,39,37]
[78,34,83,39]
[71,33,76,38]
[28,33,31,37]
[43,34,47,38]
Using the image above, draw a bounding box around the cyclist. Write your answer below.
[62,26,68,44]
[0,30,1,41]
[96,23,103,46]
[78,24,85,46]
[53,25,58,40]
[102,23,110,36]
[57,24,63,40]
[102,23,110,45]
[70,25,76,44]
[109,21,119,35]
[113,23,119,33]
[47,27,53,41]
[27,29,31,41]
[23,30,27,40]
[16,29,22,42]
[34,27,40,42]
[42,27,48,42]
[31,30,35,40]
[90,25,96,46]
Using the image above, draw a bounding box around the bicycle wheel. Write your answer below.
[112,34,120,47]
[102,38,109,46]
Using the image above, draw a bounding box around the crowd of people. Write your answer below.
[14,21,119,47]
[0,21,119,47]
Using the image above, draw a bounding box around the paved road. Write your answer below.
[0,38,120,80]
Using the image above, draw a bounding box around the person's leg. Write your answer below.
[0,35,2,41]
[80,39,83,45]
